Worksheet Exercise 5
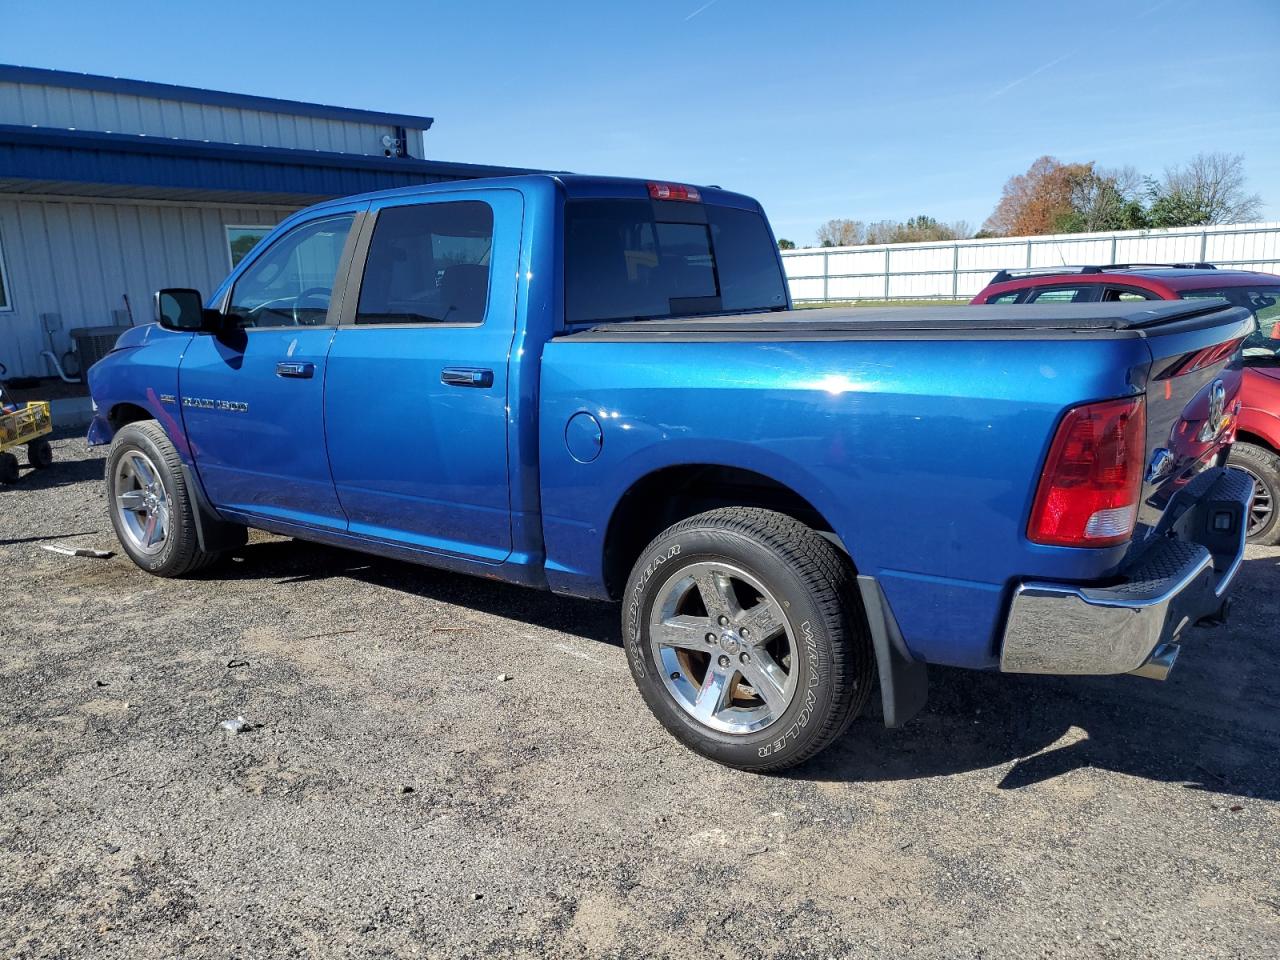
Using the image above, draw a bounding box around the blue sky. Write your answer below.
[5,0,1278,244]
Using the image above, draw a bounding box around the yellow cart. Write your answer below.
[0,400,53,483]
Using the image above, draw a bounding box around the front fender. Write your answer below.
[85,329,192,460]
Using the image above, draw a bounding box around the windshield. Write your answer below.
[564,199,788,325]
[1180,285,1280,364]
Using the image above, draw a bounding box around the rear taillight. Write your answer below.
[1028,396,1146,548]
[647,182,701,202]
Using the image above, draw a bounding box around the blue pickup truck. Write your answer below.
[87,174,1255,771]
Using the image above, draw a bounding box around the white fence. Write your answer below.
[781,221,1280,302]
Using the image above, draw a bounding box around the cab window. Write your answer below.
[227,215,355,328]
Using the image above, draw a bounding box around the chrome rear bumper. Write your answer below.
[1000,467,1253,678]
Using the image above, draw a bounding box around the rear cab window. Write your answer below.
[563,198,787,326]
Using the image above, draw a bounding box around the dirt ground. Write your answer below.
[2,435,1278,959]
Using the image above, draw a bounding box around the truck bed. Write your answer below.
[566,299,1242,340]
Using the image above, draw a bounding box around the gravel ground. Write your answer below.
[2,434,1278,959]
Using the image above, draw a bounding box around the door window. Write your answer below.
[985,290,1023,304]
[355,201,494,325]
[1026,286,1101,303]
[227,215,355,328]
[1103,287,1158,302]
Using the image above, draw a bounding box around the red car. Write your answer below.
[973,264,1280,544]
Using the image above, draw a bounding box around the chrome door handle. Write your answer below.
[276,361,314,379]
[441,367,494,388]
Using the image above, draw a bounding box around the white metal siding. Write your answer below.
[0,81,424,157]
[0,197,296,377]
[782,222,1280,301]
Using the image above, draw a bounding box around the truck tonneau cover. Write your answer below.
[569,299,1247,340]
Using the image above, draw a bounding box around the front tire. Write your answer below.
[1230,442,1280,545]
[106,420,221,576]
[622,507,873,772]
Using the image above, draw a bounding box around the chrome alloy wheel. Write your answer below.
[649,561,798,735]
[113,450,171,556]
[1238,465,1274,539]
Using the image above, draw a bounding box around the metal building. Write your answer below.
[0,64,534,379]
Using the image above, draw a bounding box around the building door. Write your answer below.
[179,209,360,529]
[323,190,522,562]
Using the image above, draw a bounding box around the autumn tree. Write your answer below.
[982,156,1090,236]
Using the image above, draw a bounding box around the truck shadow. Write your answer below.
[217,538,1279,803]
[809,552,1280,802]
[218,537,623,648]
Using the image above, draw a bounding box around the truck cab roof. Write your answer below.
[305,173,762,213]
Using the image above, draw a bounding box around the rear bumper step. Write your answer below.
[1000,467,1253,678]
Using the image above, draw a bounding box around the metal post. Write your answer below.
[1026,239,1033,267]
[823,252,829,303]
[1110,236,1117,264]
[952,243,960,300]
[1200,230,1208,263]
[884,248,891,301]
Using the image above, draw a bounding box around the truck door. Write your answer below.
[323,190,522,562]
[179,208,361,530]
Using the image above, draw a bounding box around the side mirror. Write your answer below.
[155,288,217,331]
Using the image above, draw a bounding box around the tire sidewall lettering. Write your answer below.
[626,543,682,680]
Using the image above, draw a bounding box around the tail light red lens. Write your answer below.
[647,182,701,202]
[1028,396,1146,548]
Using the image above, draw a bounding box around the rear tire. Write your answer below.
[0,451,18,484]
[1230,442,1280,545]
[622,507,873,772]
[106,420,222,576]
[27,437,53,469]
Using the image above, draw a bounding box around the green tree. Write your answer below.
[778,238,796,250]
[1146,154,1261,227]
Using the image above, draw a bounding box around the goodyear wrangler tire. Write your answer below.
[622,507,873,772]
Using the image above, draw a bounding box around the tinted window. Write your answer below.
[228,215,354,328]
[986,291,1022,304]
[1103,287,1157,302]
[1027,286,1099,303]
[564,199,786,325]
[1181,286,1280,363]
[708,205,790,311]
[356,201,493,325]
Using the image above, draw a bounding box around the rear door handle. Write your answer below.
[276,361,314,379]
[441,367,494,388]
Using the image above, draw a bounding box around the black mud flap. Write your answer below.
[179,461,248,553]
[856,575,928,727]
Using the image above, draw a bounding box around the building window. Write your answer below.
[226,225,274,269]
[0,226,12,311]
